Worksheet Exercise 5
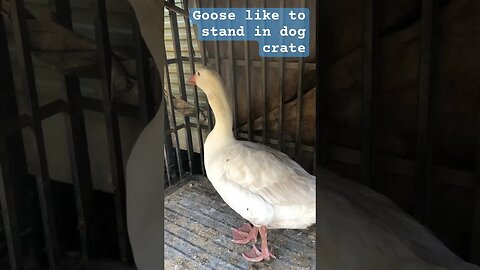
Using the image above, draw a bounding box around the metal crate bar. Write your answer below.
[0,116,30,138]
[164,1,188,17]
[50,0,95,261]
[10,0,60,268]
[209,58,316,70]
[293,0,307,161]
[163,149,173,186]
[34,96,141,122]
[227,0,239,139]
[195,0,214,132]
[38,99,67,120]
[328,145,476,189]
[164,104,175,187]
[211,0,220,73]
[91,0,131,262]
[244,0,253,141]
[316,0,329,167]
[168,0,195,174]
[277,0,285,152]
[0,141,24,270]
[261,0,268,145]
[166,56,202,65]
[165,124,187,136]
[211,1,221,75]
[0,14,25,270]
[164,49,184,178]
[295,58,305,161]
[414,0,437,225]
[131,8,156,124]
[361,0,379,188]
[80,97,139,119]
[183,0,205,175]
[236,132,314,153]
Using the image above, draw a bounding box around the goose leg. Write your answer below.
[242,226,275,262]
[231,223,258,244]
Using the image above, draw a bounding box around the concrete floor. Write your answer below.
[164,177,316,270]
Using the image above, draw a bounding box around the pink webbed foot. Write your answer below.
[241,225,276,262]
[242,244,276,262]
[231,223,258,244]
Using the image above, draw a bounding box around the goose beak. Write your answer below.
[188,74,197,85]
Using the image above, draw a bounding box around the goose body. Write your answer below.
[204,139,316,229]
[189,67,315,261]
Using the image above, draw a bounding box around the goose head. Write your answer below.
[187,67,225,99]
[188,67,234,136]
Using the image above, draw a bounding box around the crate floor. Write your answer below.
[164,177,316,270]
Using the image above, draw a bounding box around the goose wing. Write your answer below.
[223,141,315,206]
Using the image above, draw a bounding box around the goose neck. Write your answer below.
[206,88,234,141]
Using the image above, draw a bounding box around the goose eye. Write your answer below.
[197,71,200,76]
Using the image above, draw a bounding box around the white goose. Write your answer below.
[188,67,316,262]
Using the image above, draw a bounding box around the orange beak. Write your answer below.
[188,74,197,85]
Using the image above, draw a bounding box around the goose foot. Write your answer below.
[242,244,276,262]
[231,223,258,244]
[241,225,276,262]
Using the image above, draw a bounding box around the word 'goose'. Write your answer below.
[188,67,316,262]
